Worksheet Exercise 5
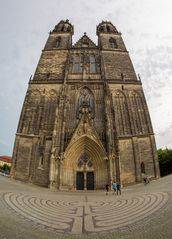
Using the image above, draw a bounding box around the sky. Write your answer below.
[0,0,172,156]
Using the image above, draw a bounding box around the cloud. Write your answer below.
[132,44,172,149]
[0,0,172,155]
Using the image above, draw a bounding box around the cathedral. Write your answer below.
[11,20,160,190]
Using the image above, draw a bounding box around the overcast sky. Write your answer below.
[0,0,172,156]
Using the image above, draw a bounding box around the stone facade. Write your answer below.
[11,20,160,190]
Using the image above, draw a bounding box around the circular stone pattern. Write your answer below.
[3,192,169,234]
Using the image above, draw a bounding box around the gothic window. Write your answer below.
[48,100,57,135]
[109,37,118,48]
[24,90,41,135]
[130,90,149,134]
[57,24,63,31]
[99,26,104,32]
[56,36,61,48]
[67,26,71,32]
[77,87,95,119]
[77,153,93,168]
[72,55,82,73]
[38,154,44,169]
[40,156,44,166]
[113,90,131,136]
[89,56,96,73]
[82,39,89,47]
[107,25,111,32]
[81,153,89,163]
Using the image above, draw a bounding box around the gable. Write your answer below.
[73,34,97,48]
[65,113,105,154]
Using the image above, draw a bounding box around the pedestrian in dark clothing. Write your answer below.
[116,182,121,195]
[105,184,109,195]
[143,175,150,185]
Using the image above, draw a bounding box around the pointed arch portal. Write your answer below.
[61,136,107,190]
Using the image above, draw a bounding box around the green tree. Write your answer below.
[0,164,11,173]
[157,148,172,176]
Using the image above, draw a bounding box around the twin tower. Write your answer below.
[11,20,160,190]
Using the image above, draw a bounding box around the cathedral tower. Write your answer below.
[11,20,160,190]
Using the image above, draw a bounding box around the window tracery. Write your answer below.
[70,53,99,74]
[77,153,93,168]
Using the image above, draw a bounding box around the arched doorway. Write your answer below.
[61,135,107,190]
[76,153,94,190]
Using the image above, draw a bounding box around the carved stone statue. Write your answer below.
[77,88,95,119]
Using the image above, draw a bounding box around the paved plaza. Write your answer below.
[0,175,172,239]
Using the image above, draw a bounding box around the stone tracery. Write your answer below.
[77,87,95,119]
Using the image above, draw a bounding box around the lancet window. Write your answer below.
[72,55,82,73]
[56,36,61,48]
[109,37,118,48]
[89,55,96,73]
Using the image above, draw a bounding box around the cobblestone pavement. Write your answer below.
[0,175,172,239]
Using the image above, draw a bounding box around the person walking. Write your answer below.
[112,181,117,195]
[116,181,121,195]
[143,175,150,185]
[105,184,109,195]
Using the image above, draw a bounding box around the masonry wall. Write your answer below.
[12,136,34,181]
[34,50,68,81]
[18,84,61,136]
[119,138,136,185]
[119,135,159,186]
[32,139,52,187]
[138,136,156,177]
[102,52,137,81]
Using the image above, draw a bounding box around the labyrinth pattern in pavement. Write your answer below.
[3,192,169,234]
